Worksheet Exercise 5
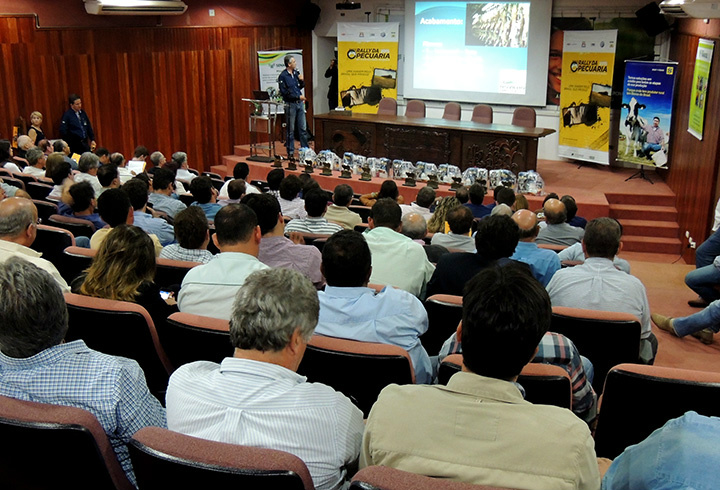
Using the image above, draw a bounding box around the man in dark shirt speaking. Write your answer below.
[278,55,309,160]
[60,93,96,155]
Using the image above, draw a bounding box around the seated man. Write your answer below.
[244,193,324,289]
[464,182,492,218]
[0,258,166,486]
[189,176,221,221]
[277,174,307,219]
[96,163,120,196]
[111,152,134,184]
[219,161,260,198]
[73,152,103,198]
[402,212,449,263]
[324,183,362,230]
[148,167,187,219]
[562,195,587,229]
[60,181,107,230]
[364,198,435,298]
[510,209,561,286]
[178,203,269,319]
[536,198,584,246]
[122,178,175,246]
[159,206,214,264]
[0,197,70,291]
[316,230,432,384]
[430,205,476,253]
[167,268,364,490]
[266,167,284,200]
[218,179,246,206]
[52,139,78,170]
[21,148,46,178]
[46,156,72,201]
[557,241,631,274]
[400,186,435,221]
[170,151,198,185]
[285,188,343,236]
[361,263,600,490]
[547,217,656,363]
[426,214,520,297]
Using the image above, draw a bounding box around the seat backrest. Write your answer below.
[31,224,76,267]
[405,100,426,118]
[26,181,53,200]
[60,245,96,283]
[2,176,25,190]
[33,199,58,223]
[129,427,313,490]
[594,364,720,459]
[0,395,134,490]
[348,205,371,223]
[550,306,641,394]
[11,172,37,185]
[511,107,536,128]
[203,171,223,180]
[422,294,463,356]
[471,104,493,124]
[63,293,173,398]
[179,193,195,206]
[164,312,231,367]
[442,102,462,121]
[351,465,512,490]
[298,335,415,416]
[537,243,567,253]
[48,214,96,238]
[155,257,200,290]
[377,97,398,116]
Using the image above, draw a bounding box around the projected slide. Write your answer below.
[414,2,530,95]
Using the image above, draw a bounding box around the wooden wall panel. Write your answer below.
[0,15,312,172]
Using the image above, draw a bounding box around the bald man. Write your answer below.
[536,198,584,246]
[510,210,561,286]
[0,197,70,291]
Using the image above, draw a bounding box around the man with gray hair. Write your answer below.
[0,258,166,487]
[400,186,435,221]
[52,139,78,170]
[73,151,102,197]
[167,267,364,490]
[171,151,197,183]
[21,147,46,178]
[401,212,448,263]
[0,197,69,291]
[150,151,166,169]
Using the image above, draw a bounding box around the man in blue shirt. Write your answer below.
[189,175,222,221]
[464,182,493,218]
[122,178,175,246]
[278,55,309,159]
[59,93,96,154]
[510,209,561,286]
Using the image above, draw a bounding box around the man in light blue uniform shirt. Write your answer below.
[122,178,175,246]
[510,209,561,286]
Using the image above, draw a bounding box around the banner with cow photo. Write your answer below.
[617,61,677,168]
[557,30,618,165]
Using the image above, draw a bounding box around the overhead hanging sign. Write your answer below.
[688,38,714,140]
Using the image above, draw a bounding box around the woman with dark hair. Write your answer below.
[360,179,405,207]
[0,139,22,174]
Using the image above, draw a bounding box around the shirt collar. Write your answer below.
[323,285,377,297]
[219,357,307,383]
[582,257,616,268]
[0,340,88,370]
[444,371,528,404]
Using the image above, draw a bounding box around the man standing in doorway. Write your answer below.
[278,55,309,160]
[60,94,96,155]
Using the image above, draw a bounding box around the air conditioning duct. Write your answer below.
[84,0,188,16]
[659,0,720,18]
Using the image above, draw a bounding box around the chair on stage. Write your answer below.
[405,100,426,118]
[0,395,134,490]
[511,107,536,128]
[351,465,514,490]
[594,364,720,459]
[471,104,493,124]
[297,335,415,416]
[129,427,314,490]
[422,294,463,356]
[377,97,398,116]
[442,102,462,121]
[164,312,231,367]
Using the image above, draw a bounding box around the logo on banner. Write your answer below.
[346,48,390,60]
[570,60,608,73]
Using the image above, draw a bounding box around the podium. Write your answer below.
[243,98,282,163]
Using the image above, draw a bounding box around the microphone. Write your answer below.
[294,69,300,77]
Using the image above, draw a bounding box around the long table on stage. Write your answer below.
[314,112,555,173]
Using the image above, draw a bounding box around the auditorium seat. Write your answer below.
[60,245,95,283]
[550,306,641,394]
[1,176,25,191]
[537,243,568,253]
[26,181,53,200]
[0,167,11,177]
[178,193,195,207]
[471,104,493,124]
[354,223,369,233]
[64,293,173,400]
[164,312,231,367]
[377,97,398,115]
[422,294,463,356]
[511,107,536,128]
[155,257,201,290]
[0,395,134,490]
[351,465,514,490]
[594,364,720,459]
[297,335,415,416]
[31,224,75,267]
[48,214,96,238]
[129,427,314,490]
[348,204,371,223]
[405,100,426,118]
[439,354,572,409]
[202,171,223,180]
[33,199,58,223]
[442,102,462,121]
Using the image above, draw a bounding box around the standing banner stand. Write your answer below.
[557,30,618,165]
[688,39,714,141]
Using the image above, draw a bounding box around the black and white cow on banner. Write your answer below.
[621,97,647,157]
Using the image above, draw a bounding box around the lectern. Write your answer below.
[243,98,282,162]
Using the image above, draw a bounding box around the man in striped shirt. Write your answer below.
[285,188,343,236]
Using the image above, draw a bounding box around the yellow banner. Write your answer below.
[337,23,399,114]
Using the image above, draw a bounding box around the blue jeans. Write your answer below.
[685,264,720,302]
[642,142,661,156]
[285,101,308,157]
[674,299,720,336]
[76,236,91,248]
[695,229,720,268]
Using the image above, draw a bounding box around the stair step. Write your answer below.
[610,204,677,221]
[234,145,252,157]
[618,219,679,238]
[209,165,229,178]
[605,192,676,207]
[621,235,683,254]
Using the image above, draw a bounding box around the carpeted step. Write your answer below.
[209,165,229,178]
[605,192,676,207]
[234,145,252,157]
[618,219,679,239]
[620,235,683,254]
[610,204,677,221]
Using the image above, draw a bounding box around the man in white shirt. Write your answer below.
[400,186,435,222]
[219,161,260,199]
[73,152,103,198]
[277,174,307,219]
[178,203,269,319]
[324,184,362,230]
[21,148,46,178]
[167,267,364,490]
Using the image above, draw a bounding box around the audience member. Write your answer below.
[510,209,561,286]
[188,176,220,221]
[21,148,45,178]
[46,155,72,201]
[455,185,469,204]
[324,183,362,230]
[401,212,449,263]
[400,186,435,221]
[61,181,107,230]
[0,258,165,487]
[244,193,324,289]
[0,139,22,174]
[361,263,600,489]
[219,161,260,198]
[277,174,307,219]
[430,205,476,252]
[547,217,656,363]
[557,241,631,273]
[178,203,268,319]
[427,196,461,233]
[285,188,343,235]
[158,159,188,194]
[122,178,175,246]
[512,194,530,211]
[95,146,110,165]
[562,195,587,229]
[168,267,363,490]
[97,163,120,195]
[159,206,213,264]
[73,152,103,197]
[536,198,584,246]
[360,180,405,207]
[130,145,149,170]
[218,179,246,206]
[495,186,515,207]
[266,167,284,199]
[148,167,187,219]
[15,135,32,161]
[683,246,720,308]
[150,151,166,169]
[110,152,134,183]
[426,214,520,297]
[27,110,45,145]
[171,151,198,184]
[316,230,433,383]
[490,203,513,216]
[0,197,69,291]
[38,138,52,156]
[52,139,78,170]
